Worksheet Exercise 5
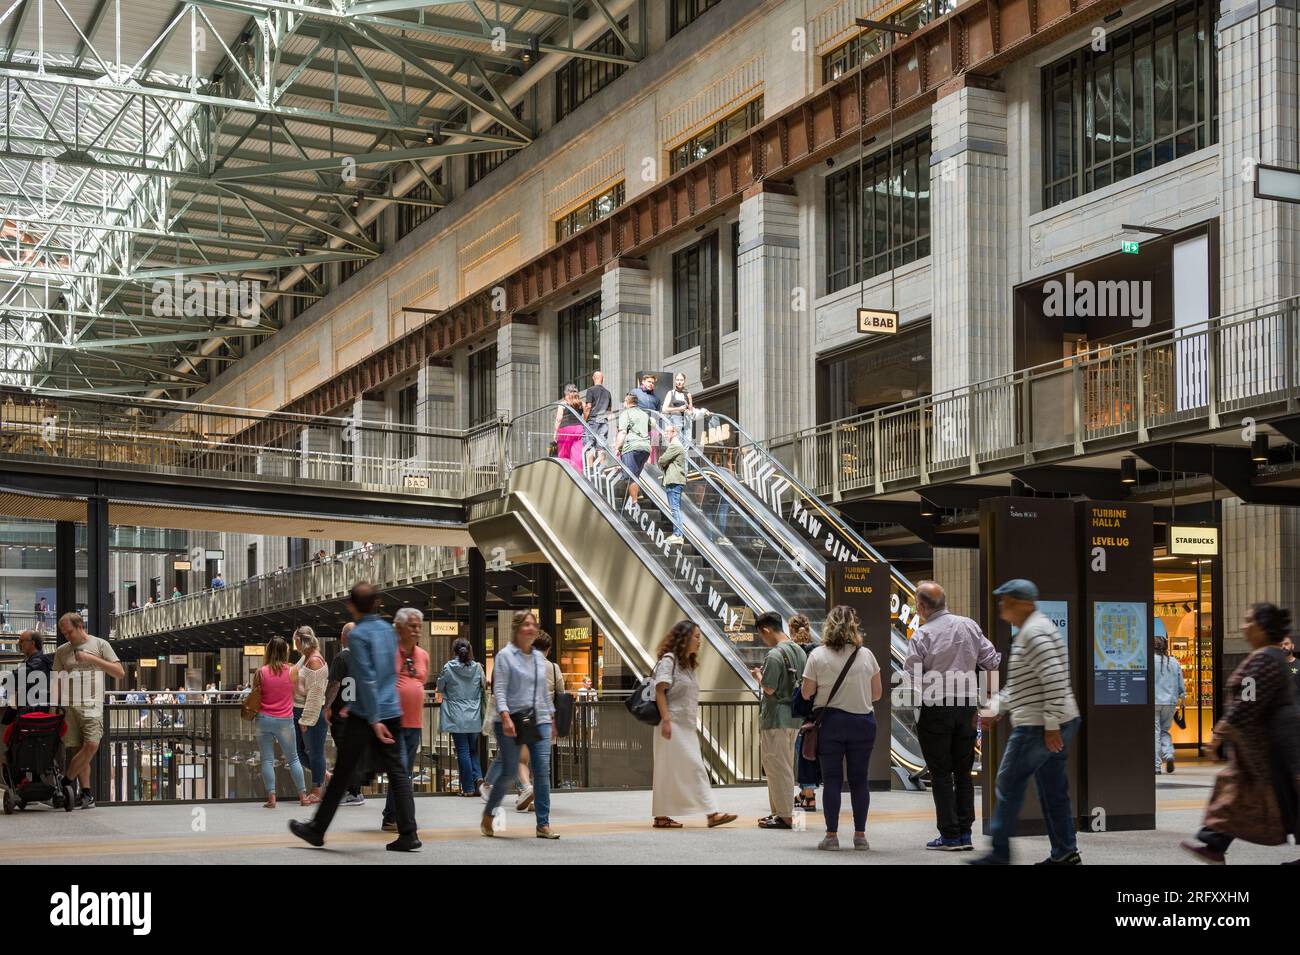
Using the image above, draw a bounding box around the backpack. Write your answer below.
[774,641,805,709]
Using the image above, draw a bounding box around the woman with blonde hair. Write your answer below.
[255,636,311,808]
[292,626,328,802]
[480,610,559,839]
[650,620,737,829]
[800,605,881,850]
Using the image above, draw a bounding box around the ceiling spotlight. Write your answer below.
[826,157,835,167]
[918,497,937,517]
[1252,434,1270,463]
[352,190,364,209]
[1120,457,1138,484]
[294,242,305,255]
[426,124,442,146]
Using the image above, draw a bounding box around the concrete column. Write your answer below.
[417,360,457,477]
[1218,0,1300,313]
[599,259,654,398]
[496,317,542,420]
[932,547,980,620]
[300,426,336,483]
[1216,1,1300,690]
[929,79,1012,458]
[737,184,804,441]
[351,396,386,485]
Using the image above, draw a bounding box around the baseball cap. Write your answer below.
[992,578,1039,600]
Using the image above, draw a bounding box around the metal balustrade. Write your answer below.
[766,296,1300,500]
[110,545,469,641]
[0,386,500,500]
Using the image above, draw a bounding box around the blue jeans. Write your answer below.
[990,717,1081,861]
[256,713,305,797]
[484,723,552,827]
[452,732,484,794]
[817,709,876,833]
[383,727,422,823]
[666,483,684,537]
[294,706,328,789]
[1154,705,1176,769]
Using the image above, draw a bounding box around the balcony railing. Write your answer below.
[0,386,503,500]
[110,545,468,641]
[766,296,1300,499]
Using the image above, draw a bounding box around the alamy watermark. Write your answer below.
[151,276,261,326]
[1042,271,1152,328]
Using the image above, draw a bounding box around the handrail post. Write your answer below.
[968,388,979,475]
[829,423,842,502]
[1071,361,1084,454]
[872,414,884,494]
[1287,304,1297,414]
[1207,320,1220,429]
[1021,370,1034,464]
[1136,340,1149,443]
[918,403,929,485]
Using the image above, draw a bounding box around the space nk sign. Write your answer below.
[857,307,899,335]
[1169,525,1219,556]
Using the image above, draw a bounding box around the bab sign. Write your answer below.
[856,308,899,335]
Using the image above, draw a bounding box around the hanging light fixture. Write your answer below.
[1252,435,1270,462]
[352,190,364,209]
[1120,457,1138,484]
[919,497,937,517]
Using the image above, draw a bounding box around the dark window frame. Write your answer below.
[668,98,763,175]
[1040,0,1217,209]
[671,232,719,355]
[820,0,958,84]
[824,128,931,294]
[395,381,418,459]
[555,17,630,122]
[555,181,626,243]
[468,344,498,426]
[557,294,602,391]
[669,0,721,36]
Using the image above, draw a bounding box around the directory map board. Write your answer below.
[1093,600,1149,705]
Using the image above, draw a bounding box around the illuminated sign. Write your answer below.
[563,626,590,645]
[168,654,188,665]
[856,307,899,335]
[1254,164,1300,204]
[1121,240,1140,254]
[139,658,157,668]
[429,621,459,636]
[172,560,191,571]
[243,644,265,656]
[1169,525,1219,556]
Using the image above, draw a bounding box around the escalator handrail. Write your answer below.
[504,403,766,691]
[673,407,920,600]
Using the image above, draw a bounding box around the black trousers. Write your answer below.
[312,714,416,837]
[328,712,362,797]
[917,705,978,838]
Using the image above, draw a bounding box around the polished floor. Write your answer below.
[1,763,1294,865]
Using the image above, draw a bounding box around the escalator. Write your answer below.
[644,409,930,778]
[482,402,927,783]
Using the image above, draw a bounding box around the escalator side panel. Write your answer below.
[499,458,753,702]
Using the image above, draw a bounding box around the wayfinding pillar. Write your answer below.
[828,561,892,790]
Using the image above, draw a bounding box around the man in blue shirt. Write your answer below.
[634,373,662,464]
[290,582,421,852]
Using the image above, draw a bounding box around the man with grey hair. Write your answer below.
[903,580,1000,851]
[383,606,429,832]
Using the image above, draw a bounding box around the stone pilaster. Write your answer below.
[496,318,542,420]
[351,396,386,485]
[599,259,654,399]
[737,184,804,441]
[932,547,980,620]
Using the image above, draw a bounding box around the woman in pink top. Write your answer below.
[255,636,310,808]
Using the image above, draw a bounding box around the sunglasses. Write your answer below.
[404,656,417,676]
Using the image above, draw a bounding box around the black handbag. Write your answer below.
[1173,702,1187,730]
[627,655,675,725]
[552,662,575,738]
[509,653,542,746]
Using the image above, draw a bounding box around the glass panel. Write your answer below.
[1154,33,1175,141]
[1113,55,1133,157]
[1094,67,1112,163]
[1177,26,1197,130]
[1134,39,1153,148]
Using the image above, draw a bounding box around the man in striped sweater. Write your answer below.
[972,579,1082,866]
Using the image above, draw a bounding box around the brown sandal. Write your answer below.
[653,817,683,829]
[707,812,737,828]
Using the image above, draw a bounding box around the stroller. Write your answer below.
[2,709,71,813]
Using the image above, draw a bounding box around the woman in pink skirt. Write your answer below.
[554,383,587,469]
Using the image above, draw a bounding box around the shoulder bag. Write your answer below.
[800,648,860,761]
[552,662,575,738]
[509,652,543,746]
[781,642,814,720]
[627,654,675,725]
[240,667,262,722]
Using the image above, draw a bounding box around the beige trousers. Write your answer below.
[760,727,799,819]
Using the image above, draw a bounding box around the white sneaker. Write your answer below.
[666,534,683,545]
[480,782,492,804]
[516,785,535,812]
[340,792,365,806]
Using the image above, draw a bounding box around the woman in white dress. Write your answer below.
[651,620,738,829]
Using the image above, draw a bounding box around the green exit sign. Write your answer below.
[1121,240,1140,254]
